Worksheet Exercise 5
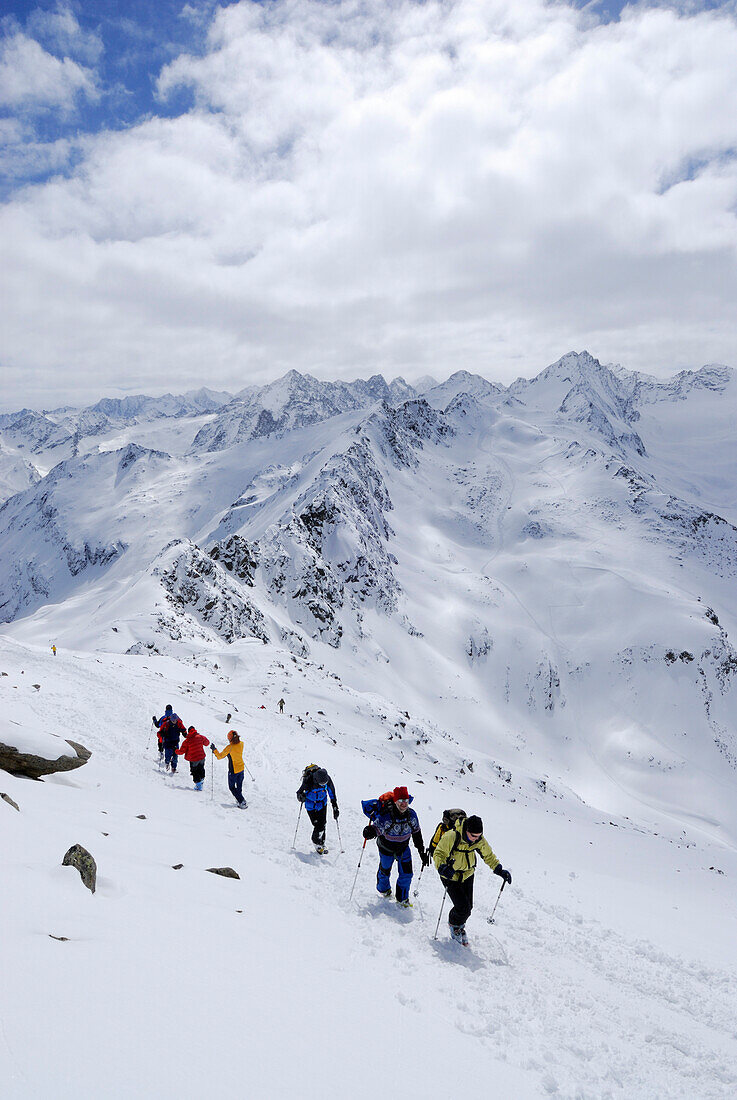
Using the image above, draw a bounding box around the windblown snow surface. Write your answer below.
[1,356,737,1098]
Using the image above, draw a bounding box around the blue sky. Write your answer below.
[1,1,214,189]
[1,0,736,407]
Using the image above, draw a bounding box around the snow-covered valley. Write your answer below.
[2,353,737,1098]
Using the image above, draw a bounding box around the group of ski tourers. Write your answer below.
[153,704,512,947]
[297,763,513,946]
[153,706,249,807]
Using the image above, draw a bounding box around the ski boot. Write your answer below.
[378,888,392,899]
[194,781,204,791]
[449,924,469,946]
[396,898,413,909]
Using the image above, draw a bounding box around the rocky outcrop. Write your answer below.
[1,792,20,811]
[156,541,269,643]
[0,738,91,779]
[62,844,97,893]
[206,866,240,879]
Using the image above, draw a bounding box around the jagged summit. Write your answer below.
[510,351,645,456]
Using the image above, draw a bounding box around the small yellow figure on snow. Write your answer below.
[51,644,57,657]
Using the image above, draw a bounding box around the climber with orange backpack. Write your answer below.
[361,786,428,908]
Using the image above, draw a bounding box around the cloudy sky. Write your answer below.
[1,0,736,409]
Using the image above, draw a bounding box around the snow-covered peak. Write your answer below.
[0,409,73,454]
[425,370,503,410]
[191,371,389,453]
[510,351,645,456]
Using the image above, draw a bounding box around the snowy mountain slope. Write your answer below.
[0,440,41,506]
[625,367,737,525]
[3,369,737,848]
[0,409,73,464]
[1,634,735,1100]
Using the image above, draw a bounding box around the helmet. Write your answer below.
[314,767,329,785]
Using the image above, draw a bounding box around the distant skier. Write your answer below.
[296,765,339,854]
[361,786,428,908]
[153,705,185,772]
[51,644,57,657]
[278,698,285,714]
[211,731,247,808]
[432,814,512,946]
[176,725,210,790]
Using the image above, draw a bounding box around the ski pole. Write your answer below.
[433,886,448,940]
[243,761,255,783]
[348,839,367,902]
[292,804,303,849]
[487,880,506,925]
[335,817,344,854]
[210,757,214,801]
[413,863,426,899]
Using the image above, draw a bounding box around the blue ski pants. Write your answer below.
[376,844,413,902]
[164,745,178,771]
[228,770,245,805]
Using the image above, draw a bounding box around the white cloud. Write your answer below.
[25,3,104,66]
[1,0,736,408]
[0,30,97,111]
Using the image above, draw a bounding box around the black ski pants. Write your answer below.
[447,874,475,928]
[190,760,205,784]
[307,806,327,845]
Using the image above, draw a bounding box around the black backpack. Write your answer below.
[428,807,466,858]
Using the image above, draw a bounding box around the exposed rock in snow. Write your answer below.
[0,734,91,779]
[155,541,269,645]
[62,844,97,893]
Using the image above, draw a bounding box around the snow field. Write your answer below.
[2,637,736,1099]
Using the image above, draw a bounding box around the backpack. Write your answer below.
[361,791,397,819]
[428,808,466,858]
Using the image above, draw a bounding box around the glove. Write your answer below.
[363,824,377,840]
[494,865,512,886]
[438,861,455,882]
[152,715,157,724]
[210,744,217,753]
[332,804,340,819]
[419,850,430,869]
[297,791,305,803]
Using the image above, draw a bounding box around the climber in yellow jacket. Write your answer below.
[433,814,512,945]
[211,730,247,808]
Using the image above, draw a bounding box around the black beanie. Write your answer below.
[465,815,483,834]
